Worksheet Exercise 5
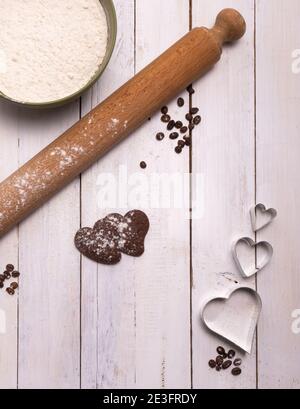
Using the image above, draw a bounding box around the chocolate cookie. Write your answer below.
[74,210,149,264]
[118,210,150,257]
[74,226,121,265]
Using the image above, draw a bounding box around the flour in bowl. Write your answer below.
[0,0,108,103]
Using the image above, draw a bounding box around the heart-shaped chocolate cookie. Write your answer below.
[202,287,262,353]
[250,203,277,232]
[232,237,273,278]
[75,210,149,264]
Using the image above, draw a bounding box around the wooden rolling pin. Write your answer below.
[0,9,246,237]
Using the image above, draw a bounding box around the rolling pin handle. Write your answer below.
[209,8,246,45]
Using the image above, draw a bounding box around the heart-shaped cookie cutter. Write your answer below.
[201,286,262,353]
[250,203,277,232]
[232,237,273,278]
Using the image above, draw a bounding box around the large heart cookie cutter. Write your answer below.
[232,237,273,278]
[250,203,277,232]
[201,286,262,354]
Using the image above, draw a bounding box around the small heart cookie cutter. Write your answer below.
[201,286,262,354]
[232,237,273,278]
[250,203,277,232]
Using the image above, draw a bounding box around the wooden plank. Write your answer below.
[80,0,136,389]
[81,0,191,388]
[0,102,19,389]
[126,0,191,389]
[17,105,81,388]
[256,0,300,389]
[191,0,256,388]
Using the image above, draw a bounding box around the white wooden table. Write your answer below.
[0,0,300,389]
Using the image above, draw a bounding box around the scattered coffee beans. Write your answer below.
[232,367,242,376]
[222,360,232,370]
[209,347,243,377]
[10,282,18,290]
[155,87,202,158]
[177,97,184,107]
[216,355,224,366]
[193,115,202,125]
[167,120,176,131]
[0,264,20,297]
[233,358,242,367]
[6,288,14,296]
[156,132,165,141]
[161,114,170,123]
[169,132,179,140]
[209,360,216,369]
[140,161,147,170]
[180,126,188,134]
[217,346,226,355]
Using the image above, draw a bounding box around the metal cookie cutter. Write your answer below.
[232,237,273,278]
[250,203,277,232]
[201,286,262,354]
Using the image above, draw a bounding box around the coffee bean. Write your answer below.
[175,146,182,154]
[217,346,226,355]
[180,126,188,134]
[12,271,20,278]
[140,161,147,170]
[184,136,191,146]
[175,121,183,129]
[167,120,175,131]
[190,107,199,115]
[216,365,222,372]
[222,360,232,370]
[10,282,18,290]
[161,106,168,114]
[232,367,242,376]
[233,358,242,367]
[6,288,14,295]
[228,350,236,359]
[185,113,193,122]
[209,360,216,369]
[177,140,185,148]
[216,355,224,366]
[156,132,165,141]
[4,271,11,279]
[6,264,14,272]
[0,282,4,289]
[0,274,5,281]
[193,115,202,125]
[188,124,195,131]
[187,84,195,95]
[177,97,184,107]
[169,132,179,140]
[161,114,170,123]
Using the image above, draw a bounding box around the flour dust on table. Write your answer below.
[0,0,108,103]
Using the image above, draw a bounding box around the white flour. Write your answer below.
[0,0,108,103]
